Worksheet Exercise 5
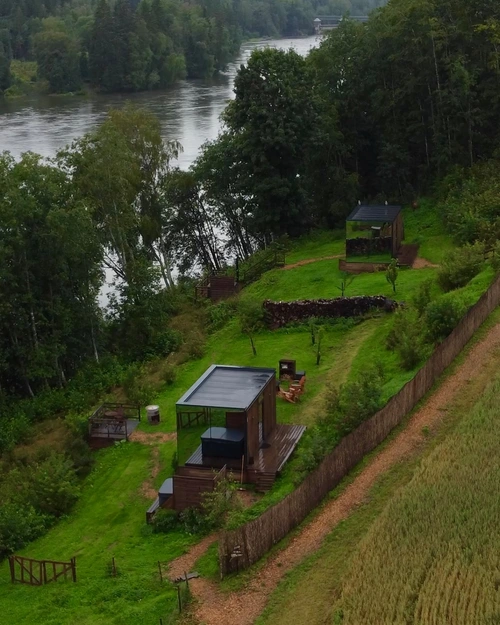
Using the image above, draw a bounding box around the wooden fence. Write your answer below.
[218,273,500,575]
[9,555,76,585]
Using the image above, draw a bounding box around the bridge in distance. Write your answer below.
[314,15,369,32]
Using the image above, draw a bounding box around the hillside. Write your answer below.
[0,201,497,625]
[255,312,500,625]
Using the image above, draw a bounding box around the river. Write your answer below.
[0,35,320,168]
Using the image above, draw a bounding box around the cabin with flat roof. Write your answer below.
[147,365,306,518]
[345,204,403,262]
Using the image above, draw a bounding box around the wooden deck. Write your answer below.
[185,423,306,487]
[88,419,140,449]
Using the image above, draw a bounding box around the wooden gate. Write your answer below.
[9,555,76,586]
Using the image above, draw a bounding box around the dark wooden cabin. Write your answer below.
[164,365,305,512]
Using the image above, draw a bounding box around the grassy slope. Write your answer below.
[0,443,190,625]
[256,308,500,625]
[2,204,488,625]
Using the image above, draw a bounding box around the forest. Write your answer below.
[1,0,500,561]
[0,0,386,94]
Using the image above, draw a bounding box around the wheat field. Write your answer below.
[331,377,500,625]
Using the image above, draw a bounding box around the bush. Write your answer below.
[321,365,385,438]
[152,509,179,533]
[123,365,156,405]
[437,243,484,292]
[0,503,49,559]
[179,507,210,535]
[201,476,242,529]
[29,453,79,518]
[208,299,238,331]
[386,309,429,370]
[490,240,500,274]
[411,279,434,317]
[161,363,177,386]
[425,293,467,342]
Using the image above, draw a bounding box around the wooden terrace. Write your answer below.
[185,423,306,489]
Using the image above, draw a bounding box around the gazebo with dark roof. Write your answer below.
[345,204,404,261]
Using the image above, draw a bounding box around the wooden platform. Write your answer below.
[88,419,140,449]
[185,423,306,488]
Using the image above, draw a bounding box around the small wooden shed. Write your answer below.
[345,204,403,261]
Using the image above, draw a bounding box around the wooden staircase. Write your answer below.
[256,471,276,492]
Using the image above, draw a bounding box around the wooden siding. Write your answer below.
[226,411,246,429]
[246,401,260,464]
[262,378,276,440]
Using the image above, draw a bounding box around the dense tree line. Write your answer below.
[0,0,387,94]
[1,0,499,400]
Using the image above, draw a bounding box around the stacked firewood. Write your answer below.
[264,296,397,328]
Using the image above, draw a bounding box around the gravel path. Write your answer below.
[179,320,500,625]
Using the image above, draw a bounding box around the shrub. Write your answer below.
[0,503,49,559]
[152,509,179,533]
[161,364,177,386]
[179,507,210,535]
[208,299,238,331]
[201,476,242,530]
[386,309,429,370]
[437,243,484,291]
[490,240,500,274]
[411,278,434,317]
[425,293,467,342]
[123,365,156,405]
[321,365,385,438]
[29,453,79,518]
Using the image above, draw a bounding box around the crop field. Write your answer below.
[329,376,500,625]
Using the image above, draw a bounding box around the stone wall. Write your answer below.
[263,296,397,328]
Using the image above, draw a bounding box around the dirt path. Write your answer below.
[412,257,439,269]
[182,321,500,625]
[129,430,177,444]
[282,254,342,270]
[139,447,162,500]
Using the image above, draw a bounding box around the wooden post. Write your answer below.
[177,585,182,612]
[157,561,163,583]
[184,571,189,590]
[71,557,77,583]
[8,556,14,583]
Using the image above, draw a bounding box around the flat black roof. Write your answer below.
[347,205,402,223]
[176,365,275,411]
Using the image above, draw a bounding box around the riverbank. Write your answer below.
[0,36,319,164]
[2,33,317,101]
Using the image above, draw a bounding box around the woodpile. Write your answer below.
[264,296,397,328]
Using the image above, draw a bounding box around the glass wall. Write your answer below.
[346,220,393,262]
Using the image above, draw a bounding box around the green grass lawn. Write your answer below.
[2,206,490,625]
[0,443,190,625]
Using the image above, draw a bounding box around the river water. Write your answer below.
[0,35,320,167]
